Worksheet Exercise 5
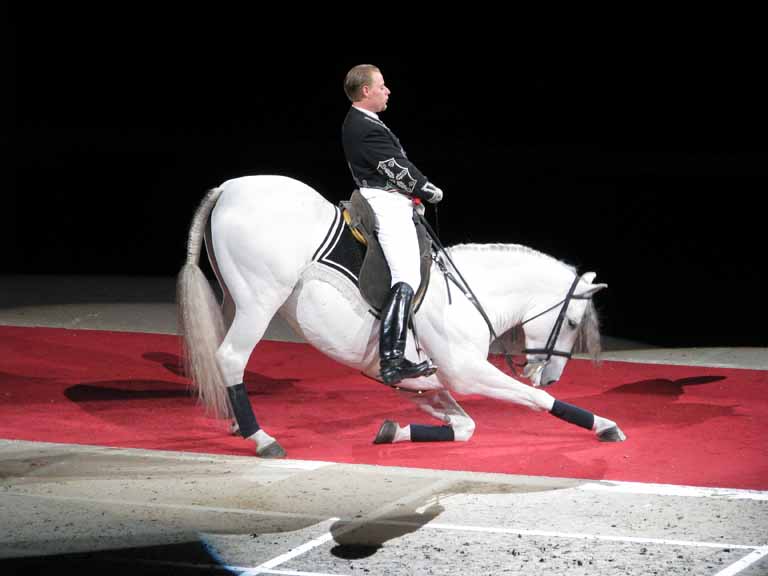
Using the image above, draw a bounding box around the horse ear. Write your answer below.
[578,272,607,297]
[579,283,608,297]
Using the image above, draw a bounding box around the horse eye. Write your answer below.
[567,319,578,330]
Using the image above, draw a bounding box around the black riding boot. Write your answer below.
[379,282,437,385]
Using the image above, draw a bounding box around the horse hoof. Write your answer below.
[373,420,398,444]
[598,426,627,442]
[257,441,287,458]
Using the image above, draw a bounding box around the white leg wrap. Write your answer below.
[448,414,476,442]
[592,415,617,434]
[394,424,411,443]
[248,429,276,450]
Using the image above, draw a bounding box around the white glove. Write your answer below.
[414,201,426,216]
[421,182,443,204]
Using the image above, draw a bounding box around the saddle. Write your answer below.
[340,190,432,313]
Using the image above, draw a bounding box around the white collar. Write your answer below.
[352,106,380,120]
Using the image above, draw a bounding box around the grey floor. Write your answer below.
[1,275,766,575]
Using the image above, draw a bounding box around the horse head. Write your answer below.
[519,271,607,387]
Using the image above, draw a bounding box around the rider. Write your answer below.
[342,64,443,385]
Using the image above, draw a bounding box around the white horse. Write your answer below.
[177,175,626,457]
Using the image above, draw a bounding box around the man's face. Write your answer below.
[364,71,390,112]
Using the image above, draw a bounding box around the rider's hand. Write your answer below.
[413,199,426,216]
[421,182,443,204]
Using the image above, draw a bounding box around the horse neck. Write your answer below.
[447,244,575,335]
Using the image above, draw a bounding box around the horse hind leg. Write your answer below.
[217,296,292,458]
[204,222,236,331]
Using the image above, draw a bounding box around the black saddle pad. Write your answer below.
[313,193,432,313]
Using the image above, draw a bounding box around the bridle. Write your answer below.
[505,272,596,378]
[520,273,592,360]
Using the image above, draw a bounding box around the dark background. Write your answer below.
[7,9,764,347]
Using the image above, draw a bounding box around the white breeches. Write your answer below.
[359,187,421,290]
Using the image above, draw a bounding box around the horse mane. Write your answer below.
[453,243,602,363]
[448,243,577,273]
[576,299,603,363]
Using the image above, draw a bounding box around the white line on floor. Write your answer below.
[579,480,768,501]
[422,522,762,550]
[237,524,339,576]
[712,546,768,576]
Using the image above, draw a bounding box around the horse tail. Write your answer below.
[176,186,232,419]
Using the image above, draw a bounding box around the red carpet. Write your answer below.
[1,326,766,490]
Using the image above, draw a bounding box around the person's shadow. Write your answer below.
[330,500,445,559]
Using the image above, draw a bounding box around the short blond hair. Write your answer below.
[344,64,380,102]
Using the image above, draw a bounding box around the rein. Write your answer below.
[418,213,520,375]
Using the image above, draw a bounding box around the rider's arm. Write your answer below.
[360,128,443,203]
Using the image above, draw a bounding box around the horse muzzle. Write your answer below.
[523,360,545,386]
[539,357,568,387]
[523,356,567,388]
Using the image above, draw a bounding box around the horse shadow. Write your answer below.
[64,351,299,403]
[60,351,299,430]
[142,351,300,396]
[567,374,739,429]
[605,375,726,397]
[64,380,190,403]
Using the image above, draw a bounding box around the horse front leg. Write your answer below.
[442,356,626,442]
[373,388,476,444]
